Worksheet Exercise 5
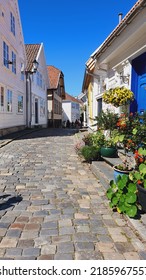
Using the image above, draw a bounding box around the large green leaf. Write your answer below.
[139,164,146,174]
[111,196,119,206]
[126,205,137,217]
[125,193,137,204]
[128,183,137,193]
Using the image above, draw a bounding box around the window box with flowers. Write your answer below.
[102,86,134,108]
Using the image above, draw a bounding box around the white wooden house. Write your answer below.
[0,0,26,136]
[62,93,82,124]
[25,43,49,128]
[82,0,146,129]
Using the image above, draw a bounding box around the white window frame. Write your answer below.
[10,12,15,36]
[3,41,9,68]
[7,89,12,112]
[12,51,16,74]
[18,95,23,113]
[0,86,4,112]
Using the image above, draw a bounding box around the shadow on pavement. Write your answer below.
[0,128,79,142]
[0,195,23,211]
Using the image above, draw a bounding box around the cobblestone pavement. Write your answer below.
[0,128,146,260]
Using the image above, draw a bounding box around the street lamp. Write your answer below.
[25,59,39,127]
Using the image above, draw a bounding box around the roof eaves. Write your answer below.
[90,0,146,61]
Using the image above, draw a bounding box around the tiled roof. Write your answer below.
[25,44,41,71]
[64,93,82,104]
[47,66,61,89]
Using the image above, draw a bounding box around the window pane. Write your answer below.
[18,95,23,113]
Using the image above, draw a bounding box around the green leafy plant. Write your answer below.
[103,86,134,107]
[94,109,119,135]
[106,175,138,217]
[82,133,93,146]
[80,145,100,163]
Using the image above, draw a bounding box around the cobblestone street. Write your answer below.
[0,128,146,260]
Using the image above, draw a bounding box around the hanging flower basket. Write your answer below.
[102,86,134,107]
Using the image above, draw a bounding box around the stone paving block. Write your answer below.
[102,252,125,260]
[42,221,57,229]
[59,227,75,235]
[6,229,21,238]
[52,235,72,244]
[54,254,73,260]
[57,242,74,253]
[96,242,116,253]
[22,247,40,257]
[139,251,146,260]
[75,242,94,251]
[123,252,141,260]
[40,229,58,237]
[41,244,56,255]
[58,219,72,228]
[0,238,17,248]
[75,251,103,260]
[24,223,40,231]
[17,239,34,248]
[37,255,54,260]
[6,248,22,256]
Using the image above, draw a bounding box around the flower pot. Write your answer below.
[137,184,146,212]
[100,146,117,158]
[113,166,132,182]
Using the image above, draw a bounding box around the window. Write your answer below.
[7,89,12,112]
[10,12,15,36]
[21,63,24,81]
[12,51,16,74]
[37,72,43,88]
[0,86,4,111]
[40,98,45,116]
[3,41,9,68]
[18,95,23,113]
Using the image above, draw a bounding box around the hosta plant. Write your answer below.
[106,174,138,218]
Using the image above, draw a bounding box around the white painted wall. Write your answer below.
[89,6,146,119]
[31,44,49,127]
[0,0,26,130]
[62,101,80,123]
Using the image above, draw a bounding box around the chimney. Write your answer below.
[118,13,123,23]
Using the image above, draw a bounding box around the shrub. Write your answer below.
[80,145,100,163]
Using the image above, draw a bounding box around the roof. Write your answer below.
[25,44,41,72]
[87,0,146,68]
[64,93,83,104]
[47,65,62,89]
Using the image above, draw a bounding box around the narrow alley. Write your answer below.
[0,128,146,260]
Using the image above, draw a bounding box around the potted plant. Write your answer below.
[80,145,101,163]
[106,174,138,218]
[100,138,117,158]
[129,147,146,212]
[94,110,119,158]
[102,86,134,107]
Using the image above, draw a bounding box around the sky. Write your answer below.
[18,0,137,96]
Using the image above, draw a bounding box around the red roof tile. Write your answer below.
[25,44,41,71]
[65,93,83,104]
[47,66,61,89]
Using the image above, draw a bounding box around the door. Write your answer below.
[137,75,146,113]
[131,52,146,113]
[35,99,38,124]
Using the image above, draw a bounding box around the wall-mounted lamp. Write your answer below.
[7,59,16,65]
[32,59,39,73]
[120,73,130,84]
